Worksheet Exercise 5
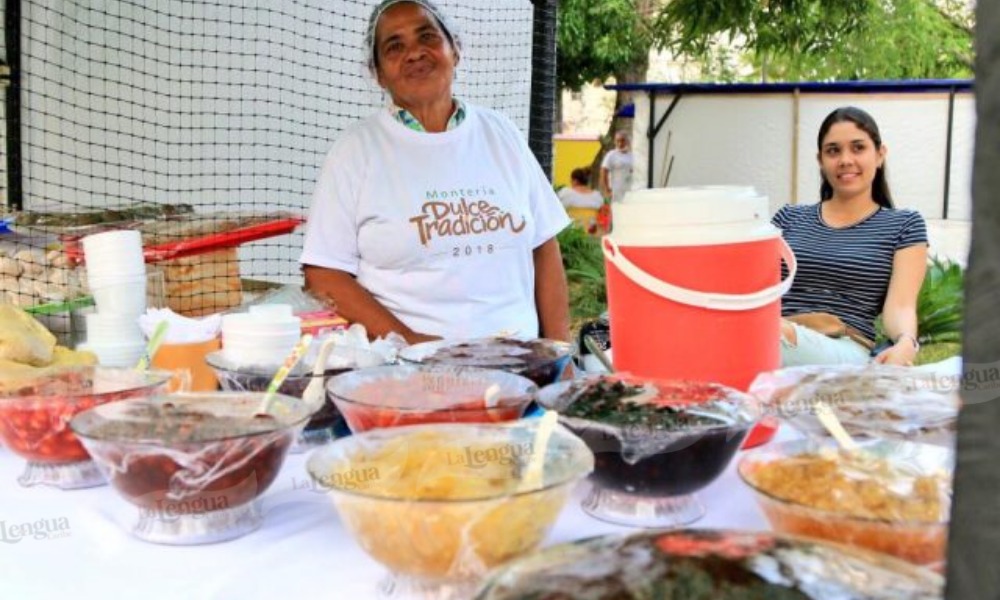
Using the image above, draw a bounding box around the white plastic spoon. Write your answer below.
[814,402,860,452]
[518,409,559,492]
[303,337,338,413]
[256,334,313,417]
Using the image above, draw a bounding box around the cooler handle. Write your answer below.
[601,237,797,311]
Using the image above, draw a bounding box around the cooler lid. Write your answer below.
[611,186,778,246]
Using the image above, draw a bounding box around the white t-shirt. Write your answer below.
[300,104,570,340]
[558,187,604,210]
[601,149,634,203]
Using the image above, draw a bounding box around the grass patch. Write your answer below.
[916,342,962,365]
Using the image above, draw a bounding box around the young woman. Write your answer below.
[774,106,928,367]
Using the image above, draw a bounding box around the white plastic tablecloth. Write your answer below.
[0,428,783,600]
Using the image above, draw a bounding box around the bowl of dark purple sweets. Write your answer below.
[537,374,759,528]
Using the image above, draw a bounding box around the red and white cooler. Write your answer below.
[601,186,796,447]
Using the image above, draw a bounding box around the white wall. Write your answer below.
[631,91,975,220]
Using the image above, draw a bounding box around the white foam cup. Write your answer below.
[89,278,147,316]
[85,312,144,346]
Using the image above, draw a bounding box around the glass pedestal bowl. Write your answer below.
[750,364,959,447]
[474,529,943,599]
[538,374,759,528]
[398,337,575,388]
[307,420,594,599]
[739,438,953,568]
[70,391,313,544]
[206,346,386,450]
[328,364,537,433]
[0,366,174,489]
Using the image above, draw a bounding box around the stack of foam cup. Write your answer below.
[221,304,302,367]
[79,230,148,366]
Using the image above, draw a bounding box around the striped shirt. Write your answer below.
[772,203,928,342]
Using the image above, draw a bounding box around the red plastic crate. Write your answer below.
[63,216,304,264]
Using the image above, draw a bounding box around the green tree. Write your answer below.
[658,0,974,81]
[557,0,974,178]
[557,0,660,166]
[557,0,975,120]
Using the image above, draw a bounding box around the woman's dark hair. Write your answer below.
[817,106,893,208]
[570,167,591,186]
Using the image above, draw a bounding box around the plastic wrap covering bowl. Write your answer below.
[307,420,594,599]
[398,337,575,387]
[206,346,387,449]
[0,366,174,489]
[70,392,312,544]
[538,374,759,527]
[751,364,959,447]
[738,438,953,568]
[327,364,537,433]
[474,529,943,599]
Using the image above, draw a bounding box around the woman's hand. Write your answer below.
[304,265,433,343]
[873,338,919,366]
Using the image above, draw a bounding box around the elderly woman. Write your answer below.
[300,0,571,344]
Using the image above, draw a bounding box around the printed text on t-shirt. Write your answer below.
[409,198,526,246]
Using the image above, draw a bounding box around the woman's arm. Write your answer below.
[874,244,928,365]
[303,265,440,345]
[533,238,571,342]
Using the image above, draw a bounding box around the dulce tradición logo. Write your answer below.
[410,192,526,246]
[0,517,71,544]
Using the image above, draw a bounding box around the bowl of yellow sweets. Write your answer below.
[738,438,953,569]
[306,420,593,599]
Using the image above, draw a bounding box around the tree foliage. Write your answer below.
[657,0,975,81]
[557,0,975,89]
[556,0,654,90]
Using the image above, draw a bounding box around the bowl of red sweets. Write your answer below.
[0,366,174,489]
[70,391,313,544]
[328,364,537,433]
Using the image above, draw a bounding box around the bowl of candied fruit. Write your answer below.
[398,337,575,388]
[0,366,174,489]
[538,374,759,528]
[70,391,313,544]
[329,364,537,433]
[738,438,953,568]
